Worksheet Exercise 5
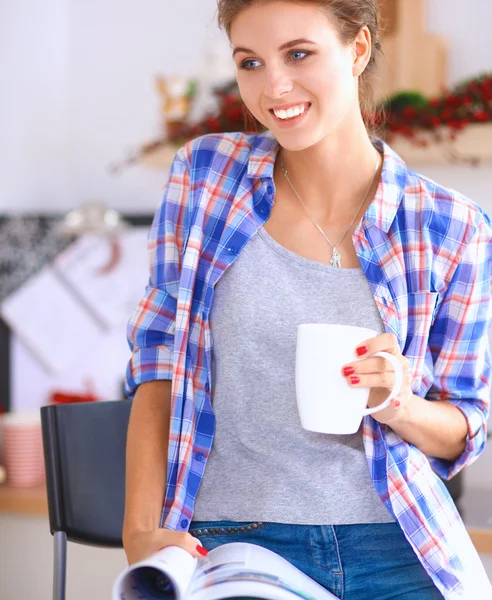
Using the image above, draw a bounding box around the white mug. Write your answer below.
[296,324,404,435]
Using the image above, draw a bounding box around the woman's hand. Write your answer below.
[341,332,413,425]
[123,528,208,566]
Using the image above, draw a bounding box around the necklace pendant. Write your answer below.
[330,247,342,268]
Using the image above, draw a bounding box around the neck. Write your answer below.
[275,118,382,225]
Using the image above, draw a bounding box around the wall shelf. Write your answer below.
[0,483,48,516]
[139,144,178,171]
[138,124,492,171]
[388,124,492,166]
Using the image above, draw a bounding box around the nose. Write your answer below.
[263,67,294,100]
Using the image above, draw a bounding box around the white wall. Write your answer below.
[0,0,71,213]
[0,0,233,214]
[427,0,492,82]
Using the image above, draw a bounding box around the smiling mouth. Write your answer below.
[269,102,311,121]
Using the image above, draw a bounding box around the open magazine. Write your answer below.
[113,542,339,600]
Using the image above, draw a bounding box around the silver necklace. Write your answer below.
[280,153,380,268]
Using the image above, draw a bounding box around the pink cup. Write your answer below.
[1,411,45,488]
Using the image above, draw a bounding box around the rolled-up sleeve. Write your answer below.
[427,214,492,480]
[125,147,191,398]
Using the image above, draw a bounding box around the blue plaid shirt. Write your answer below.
[126,130,492,598]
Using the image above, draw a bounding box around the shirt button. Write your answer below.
[180,519,189,529]
[259,205,269,216]
[195,452,205,462]
[205,382,210,392]
[266,183,274,197]
[227,246,237,255]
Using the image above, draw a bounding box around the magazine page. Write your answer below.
[113,545,198,600]
[188,543,338,600]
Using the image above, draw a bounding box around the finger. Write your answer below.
[157,531,207,558]
[347,371,395,390]
[356,332,400,356]
[185,533,209,557]
[343,357,387,375]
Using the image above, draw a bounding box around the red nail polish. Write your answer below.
[343,366,355,376]
[393,400,401,408]
[350,376,360,385]
[356,346,368,357]
[196,545,208,557]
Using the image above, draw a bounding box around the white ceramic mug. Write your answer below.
[296,324,404,435]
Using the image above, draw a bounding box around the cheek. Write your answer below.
[236,75,263,117]
[306,63,354,110]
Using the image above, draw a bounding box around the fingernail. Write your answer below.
[196,545,208,556]
[356,346,368,357]
[393,400,401,408]
[350,376,360,385]
[343,366,355,376]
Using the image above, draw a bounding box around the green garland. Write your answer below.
[379,71,492,146]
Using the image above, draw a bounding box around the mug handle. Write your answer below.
[360,351,404,417]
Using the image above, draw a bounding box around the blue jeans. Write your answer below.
[189,520,444,599]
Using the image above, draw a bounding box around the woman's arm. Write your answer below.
[347,212,491,472]
[123,146,200,564]
[122,145,204,565]
[344,333,470,461]
[123,380,205,564]
[388,212,491,469]
[123,379,171,537]
[387,394,468,461]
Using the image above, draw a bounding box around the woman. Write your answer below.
[122,1,492,598]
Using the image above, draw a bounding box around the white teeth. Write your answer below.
[273,104,308,120]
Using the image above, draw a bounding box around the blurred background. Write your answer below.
[0,0,491,598]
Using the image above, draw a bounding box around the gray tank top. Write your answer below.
[193,226,394,525]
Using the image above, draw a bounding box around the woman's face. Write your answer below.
[230,1,366,151]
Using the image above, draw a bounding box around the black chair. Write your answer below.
[41,399,132,600]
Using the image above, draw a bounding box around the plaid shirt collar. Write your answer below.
[247,129,407,234]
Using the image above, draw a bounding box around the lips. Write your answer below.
[269,101,311,111]
[269,102,312,127]
[269,102,311,119]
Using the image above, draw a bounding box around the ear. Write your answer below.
[352,26,372,77]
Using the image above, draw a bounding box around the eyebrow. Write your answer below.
[232,38,317,58]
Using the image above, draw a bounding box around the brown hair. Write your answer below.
[217,0,384,132]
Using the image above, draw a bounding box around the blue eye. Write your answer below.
[239,59,262,71]
[289,50,310,62]
[239,50,311,71]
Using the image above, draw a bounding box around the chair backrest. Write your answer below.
[41,399,132,547]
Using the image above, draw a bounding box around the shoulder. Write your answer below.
[175,130,274,175]
[396,166,492,292]
[379,138,491,288]
[400,165,492,249]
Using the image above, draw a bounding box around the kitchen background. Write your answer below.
[0,0,491,598]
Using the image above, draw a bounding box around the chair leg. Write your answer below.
[53,531,67,600]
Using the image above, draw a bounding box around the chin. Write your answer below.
[273,129,324,153]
